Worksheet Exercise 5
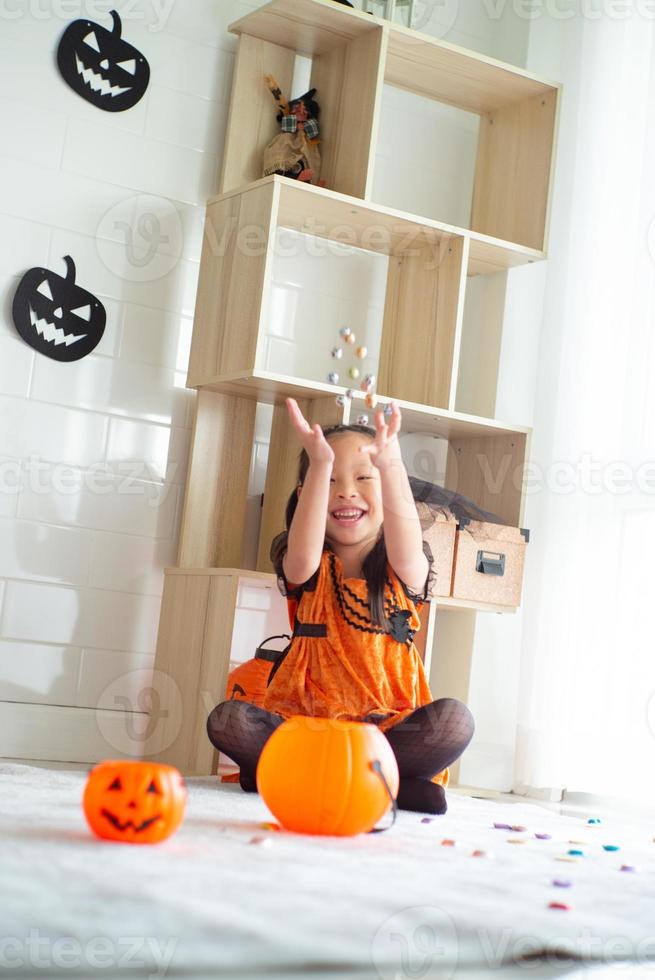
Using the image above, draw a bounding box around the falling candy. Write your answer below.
[365,392,377,409]
[331,346,343,359]
[345,388,355,399]
[335,395,346,407]
[349,366,360,380]
[345,332,356,345]
[339,326,352,339]
[363,373,376,387]
[383,404,393,417]
[355,346,367,359]
[356,414,369,425]
[327,372,339,384]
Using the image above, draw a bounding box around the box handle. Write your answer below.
[476,550,505,576]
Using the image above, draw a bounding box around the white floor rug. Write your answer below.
[1,762,654,979]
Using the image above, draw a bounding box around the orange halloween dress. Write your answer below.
[261,546,449,788]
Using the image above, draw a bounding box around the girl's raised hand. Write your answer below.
[286,398,335,465]
[359,401,403,471]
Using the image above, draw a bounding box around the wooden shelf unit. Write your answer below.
[147,0,561,777]
[223,0,560,251]
[188,175,542,412]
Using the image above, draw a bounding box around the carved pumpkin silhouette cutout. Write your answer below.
[57,10,150,112]
[83,760,187,844]
[12,255,106,362]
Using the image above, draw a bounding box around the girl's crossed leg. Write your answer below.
[206,697,474,813]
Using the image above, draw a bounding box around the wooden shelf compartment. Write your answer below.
[224,0,560,251]
[188,176,541,414]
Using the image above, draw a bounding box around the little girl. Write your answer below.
[207,398,474,815]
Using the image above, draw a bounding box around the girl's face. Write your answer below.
[324,433,382,545]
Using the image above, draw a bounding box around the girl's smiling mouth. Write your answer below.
[331,508,367,525]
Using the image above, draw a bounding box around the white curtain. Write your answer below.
[514,10,655,804]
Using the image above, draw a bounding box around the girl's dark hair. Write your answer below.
[270,422,428,630]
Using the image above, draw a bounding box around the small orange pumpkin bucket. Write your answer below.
[226,634,290,706]
[257,716,399,836]
[83,760,187,844]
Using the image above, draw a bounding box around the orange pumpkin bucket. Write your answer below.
[83,760,187,844]
[257,716,399,836]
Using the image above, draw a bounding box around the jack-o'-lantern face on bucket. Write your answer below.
[83,761,187,844]
[57,10,150,112]
[12,256,106,362]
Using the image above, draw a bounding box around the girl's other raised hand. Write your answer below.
[359,400,403,471]
[286,398,335,465]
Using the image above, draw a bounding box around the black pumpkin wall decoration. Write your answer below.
[56,10,150,112]
[12,256,106,362]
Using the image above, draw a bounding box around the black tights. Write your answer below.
[206,698,474,814]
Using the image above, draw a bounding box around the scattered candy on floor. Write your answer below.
[603,844,620,851]
[494,822,512,830]
[567,849,585,856]
[548,902,573,911]
[441,839,456,847]
[511,825,527,832]
[620,864,638,872]
[507,838,529,845]
[552,880,572,888]
[535,833,552,840]
[588,817,602,825]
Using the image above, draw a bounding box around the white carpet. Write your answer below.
[1,762,654,979]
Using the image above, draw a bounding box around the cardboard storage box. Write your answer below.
[451,520,529,607]
[416,502,457,598]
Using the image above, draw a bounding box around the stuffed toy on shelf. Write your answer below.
[263,75,322,185]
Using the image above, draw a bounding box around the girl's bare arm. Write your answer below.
[359,402,428,595]
[284,459,332,585]
[282,399,334,585]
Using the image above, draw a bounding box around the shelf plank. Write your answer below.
[385,26,557,114]
[193,369,531,440]
[230,0,381,55]
[230,0,559,114]
[210,175,543,271]
[162,567,516,614]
